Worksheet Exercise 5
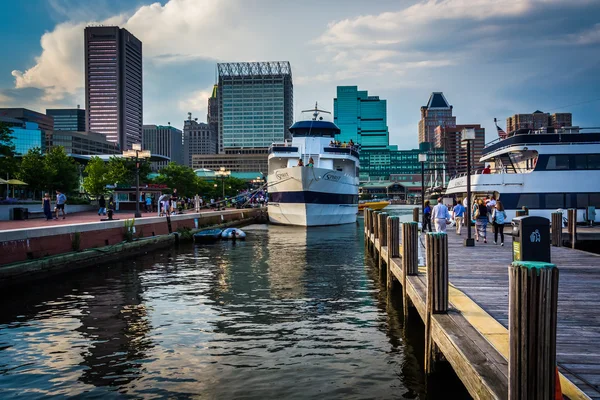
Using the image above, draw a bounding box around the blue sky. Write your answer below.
[1,0,599,149]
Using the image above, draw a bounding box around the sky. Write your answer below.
[1,0,599,149]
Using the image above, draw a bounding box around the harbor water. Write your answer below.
[0,206,469,399]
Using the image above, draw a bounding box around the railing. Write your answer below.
[323,146,359,159]
[269,146,298,154]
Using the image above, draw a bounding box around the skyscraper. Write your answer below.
[333,86,390,150]
[207,84,219,154]
[143,124,183,171]
[183,115,217,167]
[217,62,293,152]
[46,107,86,131]
[84,26,143,150]
[418,92,455,144]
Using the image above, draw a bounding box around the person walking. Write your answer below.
[145,195,152,213]
[474,199,489,243]
[42,193,53,220]
[54,190,67,220]
[98,195,106,216]
[432,198,451,233]
[453,199,465,235]
[423,200,432,233]
[491,200,507,246]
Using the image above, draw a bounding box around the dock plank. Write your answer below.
[442,228,600,399]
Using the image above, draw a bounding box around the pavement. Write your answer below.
[0,209,217,231]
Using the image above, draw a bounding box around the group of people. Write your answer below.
[422,195,507,245]
[329,139,356,149]
[41,190,68,221]
[297,157,315,167]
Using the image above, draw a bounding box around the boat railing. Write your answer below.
[449,167,534,180]
[323,146,359,158]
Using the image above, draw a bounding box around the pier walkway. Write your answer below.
[445,230,600,399]
[365,214,600,399]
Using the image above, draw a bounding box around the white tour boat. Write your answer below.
[267,105,359,226]
[445,127,600,223]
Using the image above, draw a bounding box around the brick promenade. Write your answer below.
[0,208,223,231]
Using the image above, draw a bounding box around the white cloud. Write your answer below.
[178,87,214,117]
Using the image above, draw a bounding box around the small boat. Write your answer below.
[193,229,223,242]
[221,228,246,240]
[358,200,390,212]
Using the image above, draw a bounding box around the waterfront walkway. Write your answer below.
[0,208,239,232]
[443,229,600,399]
[367,218,600,399]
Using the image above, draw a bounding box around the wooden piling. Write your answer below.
[364,209,372,250]
[509,261,559,400]
[551,212,562,247]
[401,222,419,318]
[386,216,400,291]
[424,232,449,374]
[378,212,388,271]
[567,209,577,249]
[413,207,419,223]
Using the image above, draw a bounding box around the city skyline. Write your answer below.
[0,0,599,149]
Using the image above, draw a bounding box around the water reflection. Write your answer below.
[0,214,468,399]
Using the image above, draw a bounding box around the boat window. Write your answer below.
[588,155,600,169]
[577,194,589,208]
[591,193,600,208]
[565,194,573,209]
[545,155,569,170]
[575,155,588,169]
[545,194,564,209]
[517,194,540,208]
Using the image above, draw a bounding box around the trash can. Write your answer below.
[512,216,551,262]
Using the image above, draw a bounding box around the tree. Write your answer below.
[106,156,151,186]
[82,156,110,197]
[44,146,79,193]
[18,147,48,197]
[154,162,200,197]
[0,122,18,180]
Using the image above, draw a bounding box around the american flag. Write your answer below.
[496,125,508,139]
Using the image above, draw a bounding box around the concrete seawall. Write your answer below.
[0,208,265,265]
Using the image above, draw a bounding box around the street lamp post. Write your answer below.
[123,144,151,218]
[462,128,475,247]
[216,167,231,199]
[418,153,427,218]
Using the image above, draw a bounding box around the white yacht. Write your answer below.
[445,127,600,222]
[267,105,360,226]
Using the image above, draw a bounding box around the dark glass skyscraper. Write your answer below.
[84,26,142,150]
[46,108,86,131]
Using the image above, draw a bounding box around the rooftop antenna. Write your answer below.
[168,121,171,126]
[77,104,80,109]
[188,112,192,121]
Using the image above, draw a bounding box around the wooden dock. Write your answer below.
[364,209,600,399]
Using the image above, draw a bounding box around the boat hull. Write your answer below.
[267,167,358,226]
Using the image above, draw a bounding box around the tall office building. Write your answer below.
[217,61,293,152]
[84,26,143,150]
[143,124,183,171]
[418,92,456,144]
[434,124,485,175]
[207,84,219,153]
[333,86,390,150]
[46,108,86,131]
[183,116,217,167]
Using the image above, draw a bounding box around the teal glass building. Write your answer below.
[333,86,389,150]
[10,122,45,155]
